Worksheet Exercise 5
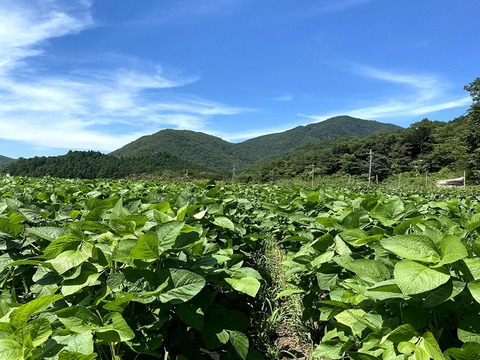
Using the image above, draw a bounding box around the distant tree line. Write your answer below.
[1,151,220,180]
[238,77,480,183]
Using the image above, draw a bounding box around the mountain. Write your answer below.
[0,155,15,166]
[111,129,260,173]
[238,117,468,183]
[236,116,403,158]
[2,150,212,179]
[111,116,401,173]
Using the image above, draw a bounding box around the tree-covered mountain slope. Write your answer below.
[111,117,401,173]
[1,150,212,179]
[0,155,15,166]
[238,117,471,183]
[111,129,260,174]
[236,115,403,158]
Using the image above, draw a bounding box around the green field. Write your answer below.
[1,176,480,359]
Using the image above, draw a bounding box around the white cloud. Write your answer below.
[275,94,294,102]
[0,0,252,153]
[301,66,471,123]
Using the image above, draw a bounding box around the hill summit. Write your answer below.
[111,116,402,173]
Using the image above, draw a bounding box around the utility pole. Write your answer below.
[368,149,373,185]
[232,164,236,182]
[311,164,315,188]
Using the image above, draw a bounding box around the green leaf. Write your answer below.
[58,351,97,360]
[129,233,159,260]
[158,269,206,304]
[445,342,480,360]
[225,277,261,298]
[49,250,89,274]
[51,332,94,356]
[394,260,450,295]
[0,339,23,360]
[458,316,480,344]
[419,332,445,360]
[464,258,480,280]
[333,255,390,282]
[26,227,68,241]
[10,294,62,329]
[103,293,134,312]
[56,306,101,333]
[433,235,468,267]
[156,221,185,251]
[95,312,135,342]
[371,199,405,225]
[16,318,52,347]
[380,235,440,263]
[381,324,418,344]
[213,216,235,230]
[109,218,136,236]
[228,330,249,360]
[43,235,81,259]
[468,281,480,304]
[61,266,100,297]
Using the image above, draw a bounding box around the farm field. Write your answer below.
[1,176,480,360]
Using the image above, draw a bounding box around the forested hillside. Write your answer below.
[2,151,215,179]
[111,129,259,173]
[237,115,402,157]
[0,155,14,166]
[111,117,401,172]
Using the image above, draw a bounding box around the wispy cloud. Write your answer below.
[301,66,471,122]
[0,0,252,153]
[275,94,294,102]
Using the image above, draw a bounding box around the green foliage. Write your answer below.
[275,186,480,359]
[2,150,220,180]
[0,177,273,359]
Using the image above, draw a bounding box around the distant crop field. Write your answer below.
[0,176,479,359]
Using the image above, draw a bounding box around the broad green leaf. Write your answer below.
[49,250,89,274]
[26,227,68,241]
[129,232,159,260]
[419,332,445,360]
[109,218,136,236]
[158,269,205,304]
[394,260,450,295]
[61,267,100,297]
[15,318,51,347]
[213,216,235,230]
[56,306,101,333]
[156,221,185,251]
[445,342,480,360]
[381,324,417,344]
[464,258,480,280]
[380,235,440,263]
[51,332,94,355]
[103,293,134,312]
[0,339,23,360]
[228,330,249,360]
[10,294,62,329]
[225,277,261,297]
[95,312,135,342]
[333,255,390,282]
[43,235,81,259]
[58,351,97,360]
[458,316,480,344]
[468,281,480,304]
[433,235,468,267]
[371,199,405,226]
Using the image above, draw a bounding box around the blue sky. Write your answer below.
[0,0,478,159]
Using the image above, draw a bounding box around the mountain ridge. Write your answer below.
[111,115,402,172]
[0,155,15,166]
